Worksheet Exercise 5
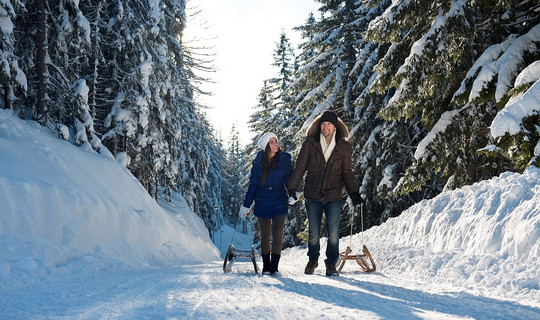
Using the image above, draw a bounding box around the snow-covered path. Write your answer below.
[4,257,539,320]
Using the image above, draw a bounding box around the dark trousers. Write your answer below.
[258,215,286,255]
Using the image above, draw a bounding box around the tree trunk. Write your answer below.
[3,85,13,110]
[36,0,49,122]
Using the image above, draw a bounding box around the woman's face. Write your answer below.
[268,137,280,153]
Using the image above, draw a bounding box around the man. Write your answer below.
[287,110,363,276]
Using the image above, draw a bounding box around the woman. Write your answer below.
[238,133,293,276]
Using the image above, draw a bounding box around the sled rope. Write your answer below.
[349,213,353,248]
[349,204,365,247]
[231,223,237,244]
[360,203,365,247]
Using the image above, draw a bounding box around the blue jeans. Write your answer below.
[305,199,341,266]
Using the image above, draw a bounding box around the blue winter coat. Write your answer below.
[243,150,293,218]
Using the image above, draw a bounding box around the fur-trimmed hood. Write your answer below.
[305,113,350,140]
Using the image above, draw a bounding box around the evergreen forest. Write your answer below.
[1,0,539,248]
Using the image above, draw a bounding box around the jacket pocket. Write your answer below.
[326,158,344,189]
[329,157,343,174]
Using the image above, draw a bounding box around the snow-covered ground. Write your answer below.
[1,109,539,319]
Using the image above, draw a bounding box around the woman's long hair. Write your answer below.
[262,145,281,184]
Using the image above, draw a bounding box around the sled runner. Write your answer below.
[337,203,376,273]
[223,244,259,274]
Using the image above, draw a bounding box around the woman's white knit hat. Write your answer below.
[257,132,278,150]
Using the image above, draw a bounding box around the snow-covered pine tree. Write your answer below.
[49,0,92,122]
[152,0,191,201]
[201,130,227,239]
[7,0,219,220]
[248,80,275,148]
[367,0,540,198]
[0,0,26,111]
[367,0,469,196]
[461,6,540,171]
[222,124,245,226]
[99,0,190,202]
[272,31,295,95]
[267,31,296,151]
[84,0,146,159]
[346,0,422,227]
[100,0,145,165]
[248,31,296,155]
[286,12,319,150]
[143,0,220,212]
[175,112,209,213]
[10,0,106,153]
[89,0,158,193]
[287,0,362,131]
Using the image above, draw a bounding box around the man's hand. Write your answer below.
[349,192,364,206]
[287,188,298,200]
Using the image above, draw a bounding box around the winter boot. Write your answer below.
[270,253,281,276]
[262,254,271,275]
[326,263,339,276]
[304,260,318,274]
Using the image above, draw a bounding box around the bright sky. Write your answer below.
[185,0,319,146]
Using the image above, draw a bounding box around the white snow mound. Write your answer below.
[0,109,219,278]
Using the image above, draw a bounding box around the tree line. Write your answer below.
[2,1,539,248]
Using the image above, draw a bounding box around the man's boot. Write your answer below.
[326,263,339,276]
[270,253,281,276]
[262,254,271,275]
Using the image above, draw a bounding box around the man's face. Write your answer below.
[320,121,336,139]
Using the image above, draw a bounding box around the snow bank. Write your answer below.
[0,109,219,278]
[362,166,540,303]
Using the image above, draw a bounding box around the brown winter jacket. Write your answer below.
[287,114,359,202]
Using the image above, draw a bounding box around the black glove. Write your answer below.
[349,192,364,206]
[287,188,298,200]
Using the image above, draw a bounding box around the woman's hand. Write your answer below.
[238,206,251,219]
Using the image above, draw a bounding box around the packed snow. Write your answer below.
[1,108,539,319]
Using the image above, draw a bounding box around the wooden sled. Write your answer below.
[337,244,376,273]
[223,244,259,274]
[337,203,376,273]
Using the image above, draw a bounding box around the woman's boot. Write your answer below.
[270,253,281,276]
[262,254,271,275]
